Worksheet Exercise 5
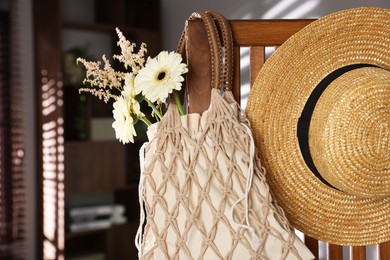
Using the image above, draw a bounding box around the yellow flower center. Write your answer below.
[156,69,168,82]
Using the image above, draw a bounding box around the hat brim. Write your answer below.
[246,7,390,246]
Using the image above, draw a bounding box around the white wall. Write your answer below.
[160,0,390,50]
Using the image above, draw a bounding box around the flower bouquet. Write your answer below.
[77,28,188,144]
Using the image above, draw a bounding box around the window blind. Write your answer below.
[0,6,26,259]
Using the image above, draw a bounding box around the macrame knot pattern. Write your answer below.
[137,89,313,259]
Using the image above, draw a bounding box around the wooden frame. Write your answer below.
[185,18,390,260]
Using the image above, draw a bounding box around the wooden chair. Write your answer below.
[185,18,390,260]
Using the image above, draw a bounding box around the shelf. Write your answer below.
[66,225,108,239]
[63,20,159,34]
[62,20,161,58]
[34,0,162,258]
[65,221,133,238]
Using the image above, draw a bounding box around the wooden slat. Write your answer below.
[327,244,343,260]
[379,241,390,259]
[350,246,366,260]
[229,19,314,46]
[304,235,319,259]
[186,19,212,114]
[190,19,314,47]
[249,46,265,88]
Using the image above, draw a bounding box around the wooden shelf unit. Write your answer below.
[34,0,161,259]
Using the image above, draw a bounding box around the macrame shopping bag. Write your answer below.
[136,12,314,260]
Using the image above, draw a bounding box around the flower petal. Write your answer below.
[134,51,188,103]
[112,96,137,144]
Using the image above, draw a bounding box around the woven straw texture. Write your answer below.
[309,67,389,197]
[138,89,314,259]
[246,7,390,246]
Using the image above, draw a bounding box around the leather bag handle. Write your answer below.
[177,12,222,90]
[176,11,234,112]
[207,11,234,90]
[177,11,233,90]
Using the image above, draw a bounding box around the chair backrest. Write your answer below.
[185,18,390,260]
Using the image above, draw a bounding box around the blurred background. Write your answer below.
[0,0,389,259]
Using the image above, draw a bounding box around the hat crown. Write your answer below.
[309,67,390,197]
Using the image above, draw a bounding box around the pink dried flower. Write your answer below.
[113,28,148,74]
[77,55,125,102]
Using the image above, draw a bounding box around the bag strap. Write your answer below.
[177,12,222,90]
[207,11,234,91]
[177,11,234,90]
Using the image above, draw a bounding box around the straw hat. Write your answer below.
[246,7,389,246]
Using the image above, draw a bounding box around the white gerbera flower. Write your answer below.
[112,96,137,144]
[122,73,137,98]
[135,51,188,103]
[122,73,143,117]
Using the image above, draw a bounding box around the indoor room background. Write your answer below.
[1,0,389,259]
